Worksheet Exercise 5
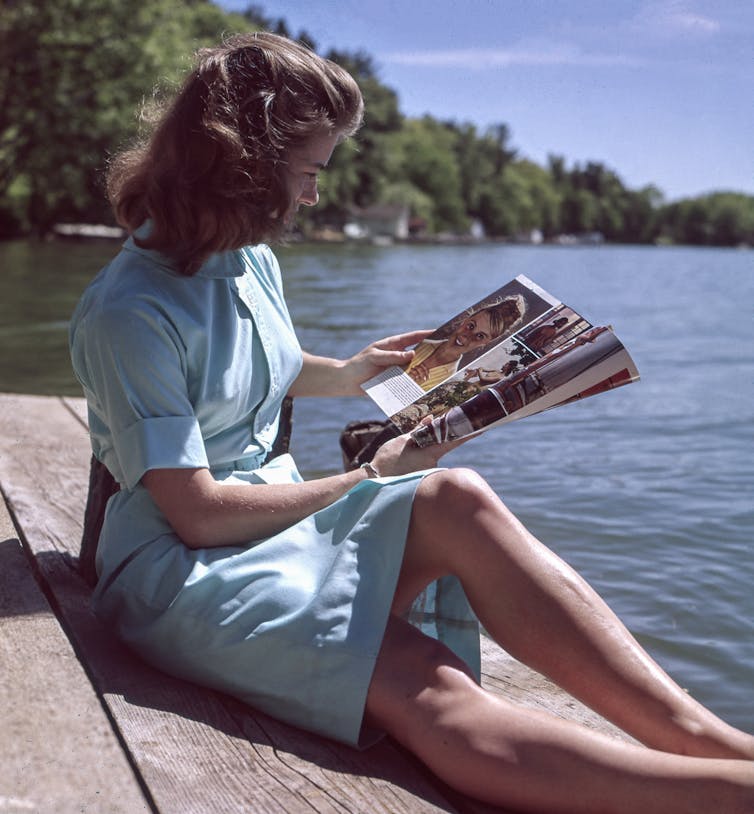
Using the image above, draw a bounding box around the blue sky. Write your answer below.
[218,1,753,201]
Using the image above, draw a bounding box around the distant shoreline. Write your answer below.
[19,223,751,251]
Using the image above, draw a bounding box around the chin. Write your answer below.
[283,208,300,226]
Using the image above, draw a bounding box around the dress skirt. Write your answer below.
[92,454,480,748]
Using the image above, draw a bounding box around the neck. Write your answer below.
[431,342,461,364]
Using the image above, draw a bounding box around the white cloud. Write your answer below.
[631,1,721,37]
[382,44,643,70]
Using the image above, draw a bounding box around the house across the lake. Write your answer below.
[344,204,410,242]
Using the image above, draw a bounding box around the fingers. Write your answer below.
[372,329,433,350]
[400,428,457,453]
[375,427,469,475]
[374,348,414,365]
[404,422,471,455]
[438,433,471,453]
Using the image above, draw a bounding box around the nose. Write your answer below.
[299,177,319,207]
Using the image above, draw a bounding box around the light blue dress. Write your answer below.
[69,235,480,747]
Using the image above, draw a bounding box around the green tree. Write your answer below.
[326,49,403,209]
[503,160,561,237]
[447,122,487,215]
[620,186,663,243]
[390,117,467,233]
[0,0,253,236]
[707,194,754,245]
[545,158,665,242]
[447,121,517,236]
[560,189,597,234]
[658,193,754,246]
[480,131,517,236]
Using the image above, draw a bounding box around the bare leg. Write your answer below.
[366,616,754,814]
[391,468,754,760]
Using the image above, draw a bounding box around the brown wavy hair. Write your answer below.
[106,32,364,275]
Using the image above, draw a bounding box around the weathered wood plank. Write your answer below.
[0,394,90,561]
[0,500,150,814]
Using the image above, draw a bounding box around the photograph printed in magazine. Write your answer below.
[361,275,640,447]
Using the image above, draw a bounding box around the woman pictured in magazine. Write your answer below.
[525,314,571,351]
[69,32,754,814]
[406,296,524,390]
[463,358,520,385]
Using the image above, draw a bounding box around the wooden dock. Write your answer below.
[0,393,633,814]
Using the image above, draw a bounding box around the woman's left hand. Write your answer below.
[289,330,432,397]
[343,330,433,392]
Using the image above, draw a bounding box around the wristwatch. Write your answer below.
[360,461,381,478]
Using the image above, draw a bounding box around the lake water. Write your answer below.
[2,238,753,731]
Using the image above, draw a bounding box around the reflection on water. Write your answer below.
[2,237,753,731]
[0,239,115,395]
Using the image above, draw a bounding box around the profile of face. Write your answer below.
[283,130,339,222]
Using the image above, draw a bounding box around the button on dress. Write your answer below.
[69,236,480,747]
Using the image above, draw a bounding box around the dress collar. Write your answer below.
[122,223,246,279]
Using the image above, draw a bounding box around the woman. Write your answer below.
[463,358,520,385]
[526,315,571,351]
[70,33,754,813]
[406,296,524,390]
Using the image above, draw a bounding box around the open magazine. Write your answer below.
[361,275,639,447]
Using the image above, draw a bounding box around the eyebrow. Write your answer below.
[288,153,329,171]
[297,152,329,169]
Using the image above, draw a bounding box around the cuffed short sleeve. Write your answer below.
[71,279,209,488]
[116,416,209,490]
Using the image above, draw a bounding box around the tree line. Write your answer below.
[2,0,752,247]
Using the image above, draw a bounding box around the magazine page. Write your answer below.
[408,326,640,446]
[361,274,560,416]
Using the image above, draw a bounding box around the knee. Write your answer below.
[410,468,529,572]
[419,467,510,519]
[421,466,484,500]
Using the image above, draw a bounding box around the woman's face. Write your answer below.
[447,311,495,355]
[284,130,339,221]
